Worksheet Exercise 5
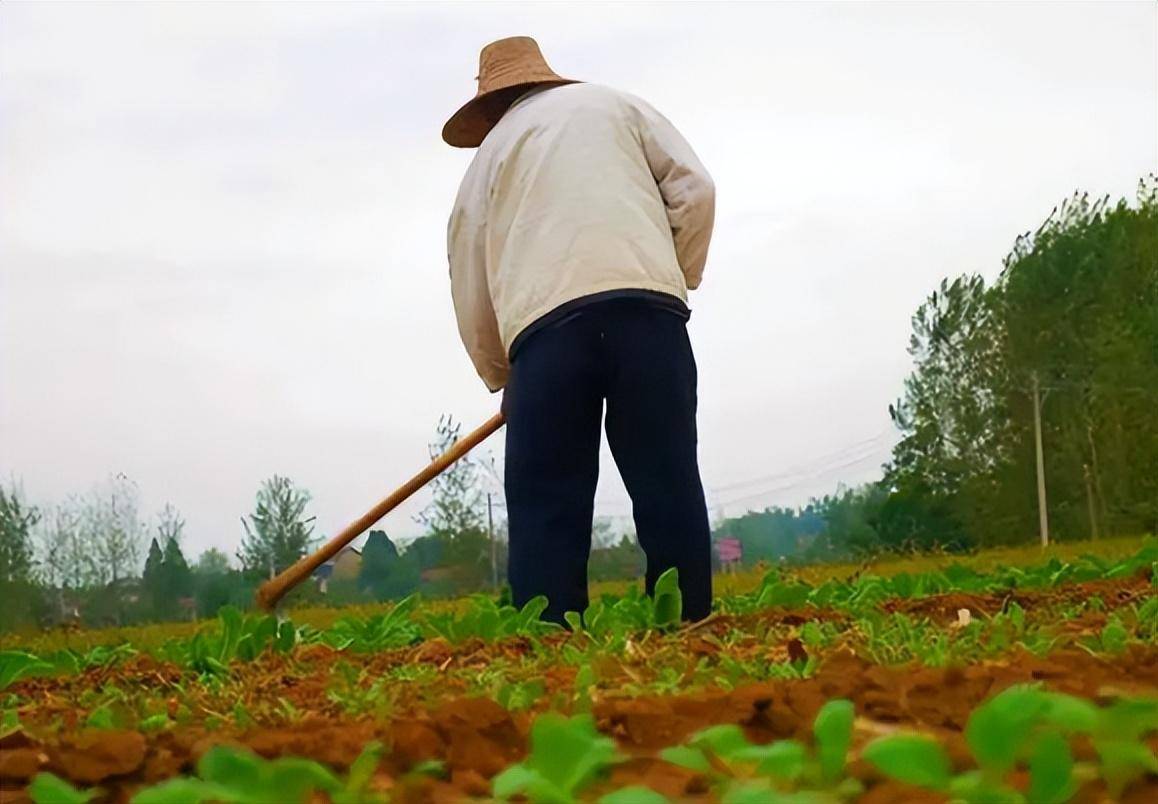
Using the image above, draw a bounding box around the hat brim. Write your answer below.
[442,79,579,148]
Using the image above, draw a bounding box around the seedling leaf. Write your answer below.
[599,786,670,804]
[131,779,234,804]
[1027,731,1075,804]
[812,698,854,782]
[659,745,712,773]
[862,734,952,791]
[27,773,98,804]
[653,568,683,629]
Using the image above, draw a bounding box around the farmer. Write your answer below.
[444,36,715,624]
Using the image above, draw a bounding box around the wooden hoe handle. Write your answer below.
[256,412,506,611]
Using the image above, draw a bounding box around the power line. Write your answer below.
[591,428,899,513]
[710,448,891,509]
[705,428,894,494]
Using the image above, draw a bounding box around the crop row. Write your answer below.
[22,682,1158,804]
[4,539,1156,695]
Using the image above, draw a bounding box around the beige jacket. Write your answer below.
[447,82,715,391]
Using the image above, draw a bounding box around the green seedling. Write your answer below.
[425,594,557,643]
[83,703,117,730]
[862,735,953,790]
[327,660,392,716]
[1,707,22,735]
[493,713,621,802]
[866,684,1158,803]
[139,713,173,733]
[0,651,53,691]
[496,678,546,711]
[661,698,860,799]
[572,662,597,712]
[129,741,386,804]
[325,595,423,652]
[27,773,99,804]
[599,786,670,804]
[233,702,257,729]
[158,606,299,675]
[813,700,854,783]
[652,567,683,630]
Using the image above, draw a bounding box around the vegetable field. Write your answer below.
[3,539,1157,803]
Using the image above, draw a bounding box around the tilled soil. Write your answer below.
[3,577,1156,802]
[4,647,1157,802]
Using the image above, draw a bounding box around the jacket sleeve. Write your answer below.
[636,99,716,290]
[448,176,509,392]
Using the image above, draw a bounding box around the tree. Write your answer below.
[239,476,317,576]
[884,274,1008,548]
[156,503,185,546]
[141,537,165,617]
[416,416,485,539]
[995,182,1158,538]
[591,518,618,549]
[161,537,194,616]
[885,177,1158,546]
[588,533,646,581]
[83,474,146,586]
[358,530,402,600]
[192,548,245,619]
[0,482,38,584]
[195,548,231,575]
[0,482,43,630]
[813,485,890,556]
[713,506,824,564]
[37,499,91,596]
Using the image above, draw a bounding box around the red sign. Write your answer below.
[716,537,742,563]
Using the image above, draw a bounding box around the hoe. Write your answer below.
[255,412,505,611]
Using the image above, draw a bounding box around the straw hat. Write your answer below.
[442,36,580,148]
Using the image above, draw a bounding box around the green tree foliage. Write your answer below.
[0,483,43,630]
[161,538,193,610]
[141,538,165,615]
[0,483,38,584]
[812,487,892,556]
[358,530,411,600]
[887,178,1158,547]
[387,416,495,597]
[588,534,646,581]
[885,273,1005,548]
[714,506,825,564]
[239,476,318,577]
[432,528,491,592]
[196,548,231,575]
[140,532,194,620]
[193,548,252,619]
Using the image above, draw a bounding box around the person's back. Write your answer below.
[444,37,715,623]
[455,82,704,358]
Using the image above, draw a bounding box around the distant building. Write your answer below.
[715,536,743,572]
[314,545,362,593]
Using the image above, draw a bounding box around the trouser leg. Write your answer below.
[602,306,713,620]
[503,319,603,623]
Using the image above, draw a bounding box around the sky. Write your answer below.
[2,2,1155,563]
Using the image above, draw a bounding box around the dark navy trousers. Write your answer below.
[503,298,712,624]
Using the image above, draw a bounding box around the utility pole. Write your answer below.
[487,492,497,589]
[1086,423,1106,532]
[1032,372,1050,547]
[1083,464,1100,541]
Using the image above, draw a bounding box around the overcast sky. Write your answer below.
[2,2,1155,562]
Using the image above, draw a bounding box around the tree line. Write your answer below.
[0,417,647,631]
[715,177,1157,561]
[0,473,319,631]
